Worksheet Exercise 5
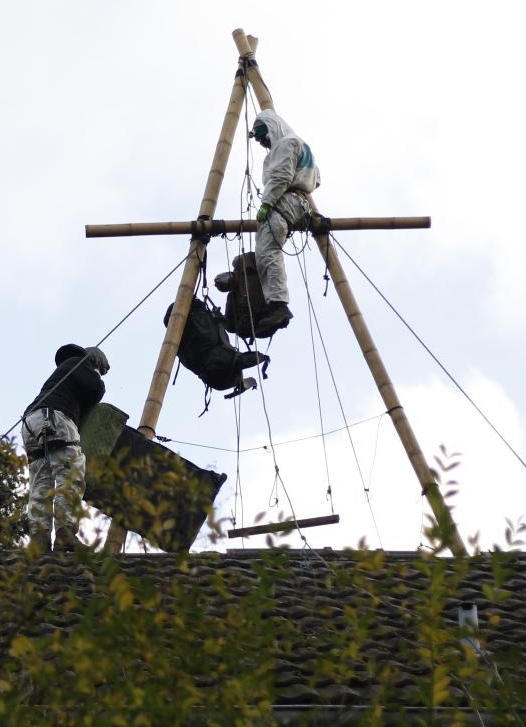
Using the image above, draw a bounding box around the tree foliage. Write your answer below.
[0,441,525,726]
[0,439,28,549]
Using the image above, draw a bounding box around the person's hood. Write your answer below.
[55,344,86,366]
[253,109,296,147]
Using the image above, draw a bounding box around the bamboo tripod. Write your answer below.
[89,29,467,557]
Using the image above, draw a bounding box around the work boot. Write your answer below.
[53,528,79,552]
[29,531,51,555]
[255,302,293,338]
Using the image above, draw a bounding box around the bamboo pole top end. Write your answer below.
[247,34,258,52]
[232,28,253,58]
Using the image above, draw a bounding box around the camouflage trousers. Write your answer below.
[22,408,86,536]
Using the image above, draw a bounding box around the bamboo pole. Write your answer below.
[309,217,468,555]
[86,216,431,239]
[228,514,340,539]
[233,29,273,110]
[232,28,467,556]
[104,45,255,553]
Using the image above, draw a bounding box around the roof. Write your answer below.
[1,548,525,724]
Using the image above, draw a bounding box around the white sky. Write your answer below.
[2,0,525,553]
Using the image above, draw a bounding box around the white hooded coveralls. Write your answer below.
[255,109,321,304]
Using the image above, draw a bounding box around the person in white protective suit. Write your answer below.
[250,109,320,335]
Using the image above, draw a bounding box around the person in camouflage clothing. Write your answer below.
[22,344,108,552]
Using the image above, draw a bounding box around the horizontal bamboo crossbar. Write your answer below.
[227,514,340,539]
[86,216,430,238]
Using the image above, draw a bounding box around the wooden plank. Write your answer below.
[227,514,340,539]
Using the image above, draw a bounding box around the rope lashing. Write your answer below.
[313,214,332,235]
[138,424,156,436]
[386,405,404,416]
[189,218,228,239]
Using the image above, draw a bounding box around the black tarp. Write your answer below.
[82,405,226,551]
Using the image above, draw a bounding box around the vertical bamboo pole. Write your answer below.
[232,28,467,556]
[105,45,255,553]
[232,29,274,111]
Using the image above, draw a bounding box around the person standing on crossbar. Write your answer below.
[250,109,321,336]
[22,344,109,552]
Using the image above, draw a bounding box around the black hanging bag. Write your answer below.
[164,298,269,394]
[215,252,277,339]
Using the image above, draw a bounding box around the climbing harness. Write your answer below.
[23,408,80,464]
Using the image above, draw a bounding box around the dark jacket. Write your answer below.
[25,357,105,427]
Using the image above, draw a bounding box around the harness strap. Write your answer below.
[26,438,81,464]
[21,414,37,439]
[261,357,270,380]
[22,407,56,439]
[171,358,181,386]
[198,386,212,418]
[271,191,311,232]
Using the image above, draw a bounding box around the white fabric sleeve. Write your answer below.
[261,138,301,207]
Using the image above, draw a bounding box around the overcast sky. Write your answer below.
[2,0,525,553]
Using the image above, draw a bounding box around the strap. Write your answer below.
[272,195,311,233]
[204,292,221,315]
[172,359,181,386]
[22,407,56,439]
[200,245,209,299]
[199,241,220,311]
[261,356,270,380]
[323,233,330,297]
[26,438,81,464]
[21,414,37,439]
[198,386,212,418]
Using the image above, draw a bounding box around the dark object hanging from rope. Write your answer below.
[215,251,279,339]
[164,298,269,406]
